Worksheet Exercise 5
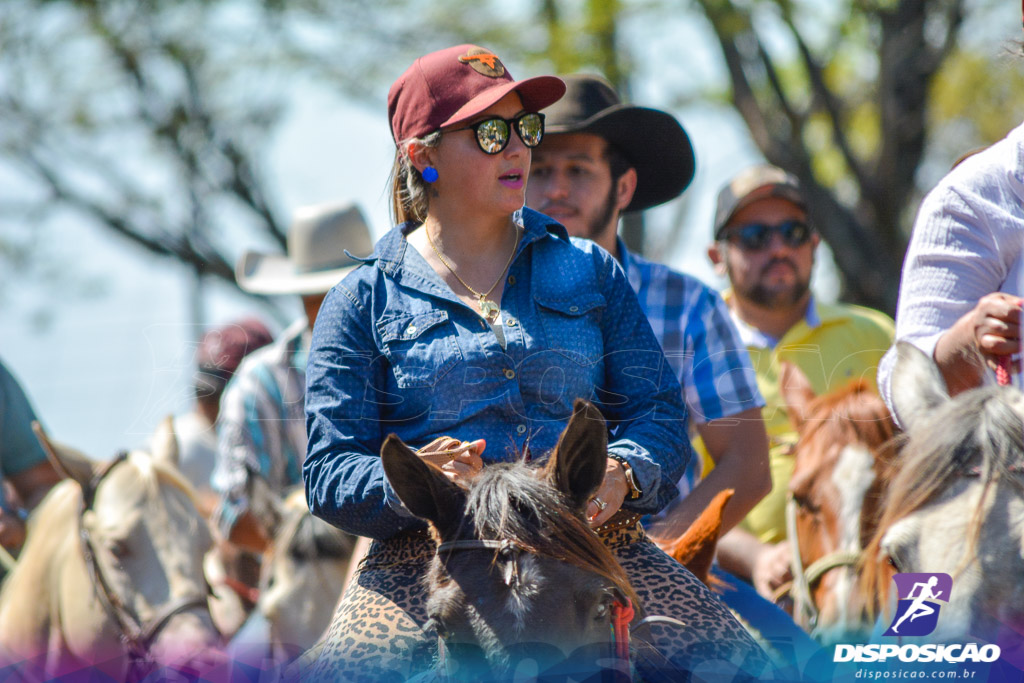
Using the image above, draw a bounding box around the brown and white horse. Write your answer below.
[779,363,898,642]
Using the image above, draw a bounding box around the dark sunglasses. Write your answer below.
[722,220,813,251]
[448,112,545,154]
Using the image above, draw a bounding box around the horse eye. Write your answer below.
[108,539,130,559]
[793,495,820,515]
[594,602,609,619]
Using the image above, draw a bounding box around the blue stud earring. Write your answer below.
[422,166,439,183]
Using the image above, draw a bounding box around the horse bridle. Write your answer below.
[78,451,211,681]
[780,367,1021,634]
[780,494,861,634]
[433,538,638,679]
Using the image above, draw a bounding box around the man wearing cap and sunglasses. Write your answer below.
[707,164,894,599]
[175,317,273,512]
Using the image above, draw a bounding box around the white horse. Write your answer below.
[864,342,1024,652]
[229,487,358,668]
[0,419,222,681]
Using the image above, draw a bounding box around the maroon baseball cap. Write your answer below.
[195,317,274,390]
[388,44,565,144]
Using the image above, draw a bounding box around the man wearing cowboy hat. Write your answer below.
[526,75,770,540]
[211,202,373,553]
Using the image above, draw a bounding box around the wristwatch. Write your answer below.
[610,455,642,501]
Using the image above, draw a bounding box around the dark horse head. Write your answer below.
[381,400,637,680]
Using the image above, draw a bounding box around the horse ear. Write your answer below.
[544,399,608,511]
[660,488,734,586]
[380,434,464,533]
[890,341,948,431]
[32,421,95,490]
[151,415,180,469]
[779,361,817,430]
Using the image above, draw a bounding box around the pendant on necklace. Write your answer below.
[479,298,500,322]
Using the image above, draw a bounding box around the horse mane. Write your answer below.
[123,450,202,506]
[462,460,637,606]
[860,385,1024,615]
[0,479,81,626]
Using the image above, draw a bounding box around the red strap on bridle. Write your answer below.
[611,598,635,662]
[221,575,260,605]
[996,356,1013,387]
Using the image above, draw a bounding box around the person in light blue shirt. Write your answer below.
[304,44,768,681]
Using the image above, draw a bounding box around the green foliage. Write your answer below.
[3,0,1022,315]
[930,47,1024,156]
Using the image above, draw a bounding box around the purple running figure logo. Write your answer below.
[883,573,952,637]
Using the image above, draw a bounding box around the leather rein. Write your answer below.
[78,451,210,681]
[780,357,1018,633]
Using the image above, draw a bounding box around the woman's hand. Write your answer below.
[586,457,629,527]
[0,508,26,552]
[438,439,485,485]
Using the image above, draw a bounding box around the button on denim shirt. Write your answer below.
[305,207,692,540]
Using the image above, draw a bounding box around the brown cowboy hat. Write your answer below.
[540,74,695,212]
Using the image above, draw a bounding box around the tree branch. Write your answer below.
[782,12,871,193]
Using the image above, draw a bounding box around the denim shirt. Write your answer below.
[304,207,692,540]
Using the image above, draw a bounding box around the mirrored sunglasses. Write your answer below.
[723,220,813,251]
[449,112,545,154]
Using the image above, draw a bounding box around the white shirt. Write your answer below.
[173,410,218,498]
[878,120,1024,412]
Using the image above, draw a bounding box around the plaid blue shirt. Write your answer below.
[619,240,764,495]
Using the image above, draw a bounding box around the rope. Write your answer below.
[995,355,1013,387]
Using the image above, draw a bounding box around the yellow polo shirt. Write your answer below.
[702,294,894,544]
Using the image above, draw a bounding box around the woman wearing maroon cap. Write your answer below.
[303,45,768,680]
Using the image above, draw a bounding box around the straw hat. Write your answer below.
[236,202,373,295]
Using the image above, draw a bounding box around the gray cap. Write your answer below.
[713,164,805,238]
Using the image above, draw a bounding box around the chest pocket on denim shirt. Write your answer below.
[378,310,462,389]
[535,292,605,363]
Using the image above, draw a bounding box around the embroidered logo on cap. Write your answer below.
[458,48,505,78]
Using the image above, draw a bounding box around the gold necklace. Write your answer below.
[426,223,519,323]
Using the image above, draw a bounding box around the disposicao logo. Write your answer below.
[833,572,1002,664]
[882,572,951,637]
